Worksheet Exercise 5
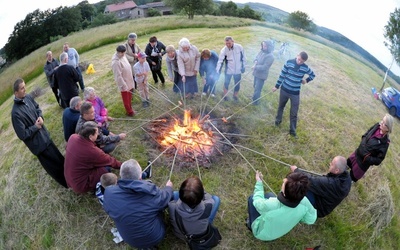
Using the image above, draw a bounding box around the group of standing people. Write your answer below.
[12,31,395,248]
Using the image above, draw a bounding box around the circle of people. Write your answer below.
[11,32,394,249]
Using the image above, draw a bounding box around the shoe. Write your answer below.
[202,92,207,96]
[142,101,147,108]
[161,82,165,87]
[274,121,281,127]
[144,162,152,178]
[211,94,215,98]
[223,96,229,101]
[146,100,150,106]
[233,96,238,102]
[290,133,298,139]
[245,218,252,232]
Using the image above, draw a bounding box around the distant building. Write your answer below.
[104,1,172,19]
[104,1,137,20]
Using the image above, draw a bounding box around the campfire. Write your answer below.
[145,109,239,168]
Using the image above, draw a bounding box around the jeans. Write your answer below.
[247,192,276,226]
[224,74,241,92]
[252,77,266,104]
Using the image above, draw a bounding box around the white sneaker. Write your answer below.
[202,92,207,96]
[211,94,215,98]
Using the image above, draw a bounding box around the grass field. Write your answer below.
[0,16,399,249]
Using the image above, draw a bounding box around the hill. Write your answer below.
[239,1,400,84]
[0,16,399,249]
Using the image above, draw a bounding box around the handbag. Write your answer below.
[174,204,222,250]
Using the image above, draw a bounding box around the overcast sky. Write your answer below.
[1,0,399,74]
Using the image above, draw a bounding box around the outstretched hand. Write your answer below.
[256,170,263,182]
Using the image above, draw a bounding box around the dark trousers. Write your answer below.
[202,75,218,95]
[247,192,275,226]
[252,77,266,104]
[151,69,165,84]
[37,141,67,188]
[50,86,60,104]
[275,88,300,135]
[75,67,85,90]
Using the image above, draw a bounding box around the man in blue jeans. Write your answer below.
[272,51,315,138]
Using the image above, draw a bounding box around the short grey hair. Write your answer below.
[179,38,190,48]
[128,33,137,40]
[79,121,98,138]
[166,45,175,53]
[60,52,68,63]
[224,36,234,42]
[333,156,347,173]
[83,87,95,100]
[69,96,82,109]
[120,159,142,180]
[384,113,394,134]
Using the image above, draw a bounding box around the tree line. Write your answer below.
[0,0,263,65]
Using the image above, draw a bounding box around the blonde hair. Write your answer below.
[100,173,118,187]
[166,45,175,53]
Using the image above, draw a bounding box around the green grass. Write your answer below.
[1,15,400,249]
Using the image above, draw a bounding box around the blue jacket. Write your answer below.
[199,50,219,80]
[103,179,173,248]
[62,107,80,141]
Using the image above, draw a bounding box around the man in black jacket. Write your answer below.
[54,52,80,108]
[11,78,67,188]
[290,156,351,218]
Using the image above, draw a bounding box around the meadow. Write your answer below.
[0,16,399,249]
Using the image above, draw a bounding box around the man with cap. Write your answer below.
[111,45,136,116]
[124,33,141,89]
[133,52,151,108]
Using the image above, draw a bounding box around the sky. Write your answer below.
[0,0,399,74]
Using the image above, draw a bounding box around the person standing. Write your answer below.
[252,40,275,105]
[290,156,352,218]
[177,38,200,99]
[133,52,151,108]
[347,114,393,182]
[165,45,182,94]
[111,45,135,116]
[216,36,246,102]
[62,96,82,142]
[44,51,60,105]
[11,78,67,188]
[145,36,166,85]
[272,51,315,138]
[63,42,85,91]
[65,121,122,194]
[246,170,316,241]
[124,33,141,89]
[53,52,80,109]
[200,49,219,97]
[103,159,173,249]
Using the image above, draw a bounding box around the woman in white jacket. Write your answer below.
[177,38,201,99]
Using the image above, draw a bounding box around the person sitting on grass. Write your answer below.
[246,170,317,241]
[168,176,221,242]
[83,87,113,135]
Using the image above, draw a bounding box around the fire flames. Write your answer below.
[160,110,214,157]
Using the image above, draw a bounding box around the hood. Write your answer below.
[176,199,207,221]
[118,179,159,195]
[262,40,274,54]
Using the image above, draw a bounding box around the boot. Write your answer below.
[223,88,229,101]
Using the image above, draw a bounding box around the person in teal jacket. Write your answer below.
[246,170,317,241]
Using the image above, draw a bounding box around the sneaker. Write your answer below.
[245,218,252,232]
[202,92,207,96]
[142,101,148,108]
[274,121,281,127]
[290,133,298,139]
[144,162,152,178]
[223,96,229,101]
[211,94,216,98]
[233,96,238,102]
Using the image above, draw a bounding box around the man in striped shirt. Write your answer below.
[272,51,315,138]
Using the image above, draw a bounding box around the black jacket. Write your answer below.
[356,123,390,171]
[53,64,80,101]
[11,95,51,155]
[145,41,166,68]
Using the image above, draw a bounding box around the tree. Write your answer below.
[164,0,213,19]
[219,1,238,17]
[147,8,161,17]
[384,8,400,65]
[287,11,315,32]
[237,5,262,21]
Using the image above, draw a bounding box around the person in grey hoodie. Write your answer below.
[251,40,275,105]
[168,176,220,241]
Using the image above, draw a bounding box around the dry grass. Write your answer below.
[1,16,400,249]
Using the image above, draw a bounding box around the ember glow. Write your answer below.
[160,110,214,156]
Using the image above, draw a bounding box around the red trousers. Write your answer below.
[121,90,134,116]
